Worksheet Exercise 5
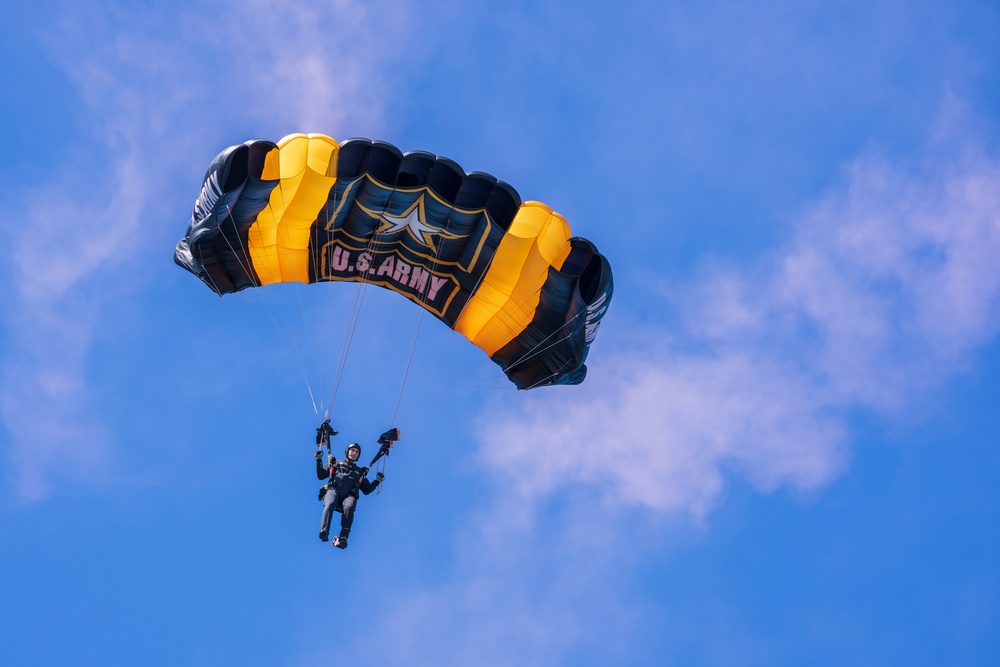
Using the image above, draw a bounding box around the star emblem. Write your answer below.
[381,207,437,244]
[377,196,461,250]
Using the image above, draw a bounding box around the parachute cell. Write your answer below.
[175,133,613,389]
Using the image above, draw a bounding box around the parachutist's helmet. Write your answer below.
[345,443,361,461]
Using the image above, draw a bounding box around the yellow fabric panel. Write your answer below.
[249,134,340,285]
[455,201,572,355]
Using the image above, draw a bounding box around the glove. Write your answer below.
[376,472,385,483]
[314,450,322,459]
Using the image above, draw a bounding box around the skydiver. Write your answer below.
[314,422,393,549]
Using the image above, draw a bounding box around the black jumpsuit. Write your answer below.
[317,457,380,542]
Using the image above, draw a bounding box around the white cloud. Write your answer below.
[0,0,410,500]
[479,345,848,520]
[1,301,111,502]
[191,0,408,136]
[476,124,1000,519]
[361,116,1000,667]
[351,501,646,667]
[775,151,1000,407]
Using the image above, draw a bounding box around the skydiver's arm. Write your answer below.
[315,456,332,480]
[359,469,383,495]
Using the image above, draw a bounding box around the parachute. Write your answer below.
[175,133,612,389]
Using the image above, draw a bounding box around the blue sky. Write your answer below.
[2,1,998,665]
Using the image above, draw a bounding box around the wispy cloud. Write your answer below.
[363,113,1000,663]
[476,119,1000,518]
[354,501,646,667]
[0,0,409,501]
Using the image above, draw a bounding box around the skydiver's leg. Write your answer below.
[340,495,356,532]
[319,489,340,541]
[333,495,356,548]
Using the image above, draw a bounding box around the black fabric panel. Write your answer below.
[493,238,613,389]
[336,138,374,178]
[453,171,496,209]
[396,151,436,187]
[214,175,279,291]
[366,141,404,184]
[485,180,521,230]
[425,156,463,202]
[497,267,583,389]
[175,139,277,295]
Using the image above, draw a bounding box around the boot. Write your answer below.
[332,529,349,549]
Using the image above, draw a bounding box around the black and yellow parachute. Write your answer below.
[175,134,612,389]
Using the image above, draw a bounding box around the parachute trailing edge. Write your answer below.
[175,133,613,389]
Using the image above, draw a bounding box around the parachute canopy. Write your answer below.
[175,134,612,389]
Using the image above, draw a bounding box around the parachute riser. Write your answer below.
[366,427,400,493]
[315,419,338,459]
[368,444,391,469]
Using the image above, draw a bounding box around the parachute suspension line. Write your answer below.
[325,272,369,416]
[495,323,584,387]
[460,352,578,417]
[389,201,459,427]
[523,356,576,390]
[291,285,323,416]
[460,358,576,417]
[325,176,404,417]
[214,202,322,415]
[324,181,380,417]
[443,309,587,389]
[448,243,570,386]
[309,186,343,420]
[393,212,567,401]
[433,348,500,389]
[395,305,501,433]
[399,356,535,436]
[196,244,316,401]
[301,217,324,415]
[224,210,321,414]
[326,228,393,415]
[326,276,370,415]
[504,310,585,372]
[473,361,574,413]
[390,377,475,435]
[193,245,224,296]
[285,320,323,416]
[391,303,425,425]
